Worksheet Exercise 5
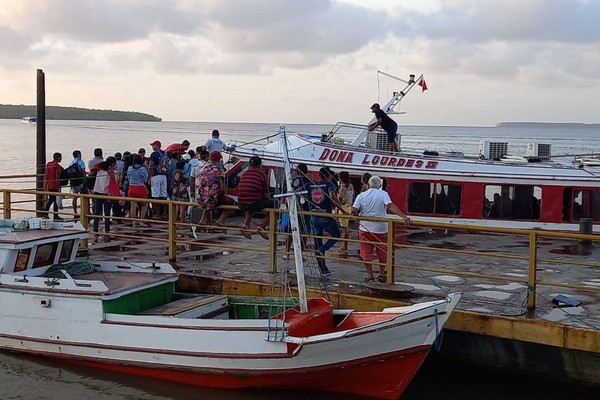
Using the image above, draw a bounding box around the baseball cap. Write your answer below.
[182,154,191,161]
[370,103,380,110]
[209,151,223,161]
[150,140,161,147]
[249,155,262,166]
[138,148,146,154]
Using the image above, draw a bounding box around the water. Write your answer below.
[3,119,600,178]
[1,351,596,400]
[1,118,599,398]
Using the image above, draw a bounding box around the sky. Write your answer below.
[0,0,599,126]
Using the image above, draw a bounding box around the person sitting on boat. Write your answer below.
[43,152,64,220]
[368,103,399,153]
[237,155,274,240]
[195,151,234,230]
[303,167,347,276]
[352,175,412,283]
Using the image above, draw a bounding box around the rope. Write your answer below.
[44,260,95,278]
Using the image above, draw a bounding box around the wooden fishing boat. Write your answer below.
[226,72,600,232]
[0,131,460,399]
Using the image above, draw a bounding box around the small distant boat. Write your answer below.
[21,116,37,124]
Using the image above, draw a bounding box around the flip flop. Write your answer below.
[241,226,252,239]
[256,226,269,240]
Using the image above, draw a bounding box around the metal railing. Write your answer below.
[1,186,599,312]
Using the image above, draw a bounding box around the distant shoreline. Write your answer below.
[497,122,600,129]
[0,104,161,122]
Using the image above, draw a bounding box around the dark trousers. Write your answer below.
[44,189,59,213]
[311,216,341,255]
[93,195,113,232]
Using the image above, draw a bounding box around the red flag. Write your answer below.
[418,78,428,92]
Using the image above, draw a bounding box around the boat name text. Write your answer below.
[318,149,438,169]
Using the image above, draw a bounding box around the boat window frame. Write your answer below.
[31,243,59,269]
[59,239,75,263]
[563,187,600,222]
[407,181,462,216]
[14,248,32,272]
[483,184,542,220]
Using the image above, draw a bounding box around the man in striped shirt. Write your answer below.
[237,156,275,239]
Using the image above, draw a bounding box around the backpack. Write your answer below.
[83,175,96,191]
[158,153,172,175]
[57,165,69,186]
[62,163,84,186]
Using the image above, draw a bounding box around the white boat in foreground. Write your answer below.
[0,133,460,399]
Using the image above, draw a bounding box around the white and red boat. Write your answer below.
[226,72,600,232]
[0,158,460,399]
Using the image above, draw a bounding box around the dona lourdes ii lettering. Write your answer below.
[318,148,438,169]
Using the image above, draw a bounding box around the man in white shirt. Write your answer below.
[352,175,411,283]
[204,129,228,153]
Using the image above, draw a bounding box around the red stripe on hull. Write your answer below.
[61,347,430,400]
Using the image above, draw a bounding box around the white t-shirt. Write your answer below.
[352,188,392,234]
[205,138,227,153]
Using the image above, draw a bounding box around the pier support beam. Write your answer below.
[527,232,538,312]
[36,69,46,216]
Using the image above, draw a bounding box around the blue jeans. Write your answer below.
[311,216,341,255]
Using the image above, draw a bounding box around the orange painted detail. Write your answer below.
[275,298,334,337]
[334,312,400,331]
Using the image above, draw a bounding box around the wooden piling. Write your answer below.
[35,69,46,216]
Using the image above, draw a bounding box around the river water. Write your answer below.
[1,118,599,399]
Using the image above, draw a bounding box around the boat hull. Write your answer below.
[39,345,429,399]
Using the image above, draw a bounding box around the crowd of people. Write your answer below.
[43,127,413,281]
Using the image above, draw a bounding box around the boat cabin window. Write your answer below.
[32,243,58,269]
[483,185,541,220]
[14,249,31,272]
[562,188,600,221]
[408,182,461,215]
[59,240,75,263]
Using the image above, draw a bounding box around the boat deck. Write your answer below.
[70,270,177,296]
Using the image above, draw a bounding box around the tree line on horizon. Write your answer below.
[0,104,161,122]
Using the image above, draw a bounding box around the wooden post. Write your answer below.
[80,195,90,249]
[2,191,11,220]
[36,69,46,216]
[527,231,538,312]
[168,201,177,261]
[386,219,395,283]
[269,208,277,273]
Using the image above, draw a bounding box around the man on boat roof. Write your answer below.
[368,103,399,153]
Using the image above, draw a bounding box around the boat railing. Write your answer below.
[1,185,599,313]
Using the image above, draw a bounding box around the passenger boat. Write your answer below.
[227,72,600,232]
[21,116,37,124]
[0,134,461,400]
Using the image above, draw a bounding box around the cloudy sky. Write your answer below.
[1,0,599,126]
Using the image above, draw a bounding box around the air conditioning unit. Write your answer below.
[367,132,401,151]
[479,141,508,160]
[527,143,551,160]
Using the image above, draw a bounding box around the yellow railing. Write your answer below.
[1,186,599,312]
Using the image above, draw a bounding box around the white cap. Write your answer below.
[183,154,191,161]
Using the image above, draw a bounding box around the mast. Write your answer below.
[279,125,308,313]
[351,72,422,146]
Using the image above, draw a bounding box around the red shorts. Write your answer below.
[128,184,148,199]
[359,231,388,263]
[219,194,235,206]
